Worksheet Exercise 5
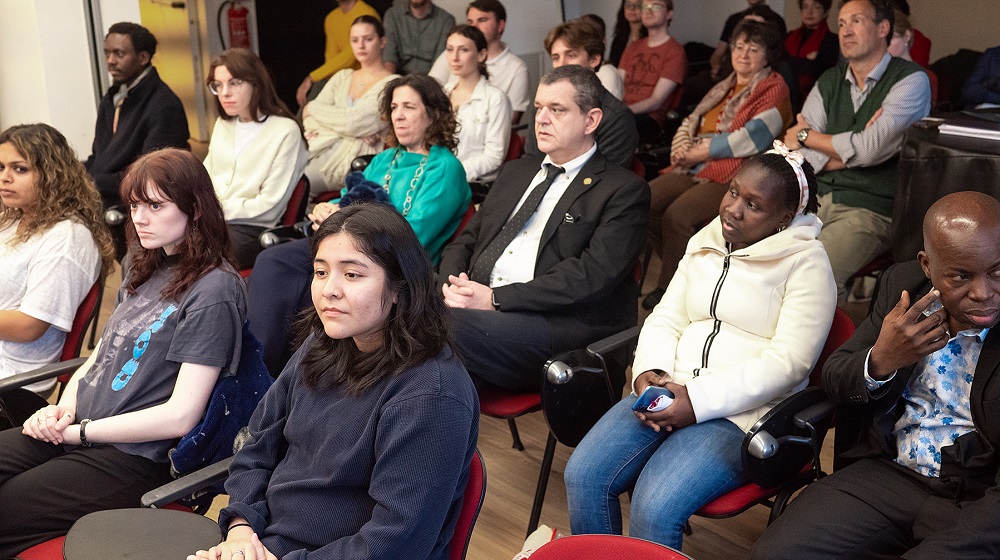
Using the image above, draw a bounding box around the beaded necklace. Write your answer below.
[381,147,429,216]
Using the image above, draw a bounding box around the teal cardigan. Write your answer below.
[358,145,470,264]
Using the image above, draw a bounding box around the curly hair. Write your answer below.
[298,203,452,395]
[120,148,234,301]
[378,74,458,152]
[0,123,115,277]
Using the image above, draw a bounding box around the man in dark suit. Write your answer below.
[439,65,649,392]
[752,191,1000,559]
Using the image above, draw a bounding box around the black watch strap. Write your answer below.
[79,418,93,447]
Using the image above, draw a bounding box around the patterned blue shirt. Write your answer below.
[893,328,989,477]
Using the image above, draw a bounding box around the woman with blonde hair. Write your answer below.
[0,123,114,393]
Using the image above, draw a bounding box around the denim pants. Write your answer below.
[564,395,748,549]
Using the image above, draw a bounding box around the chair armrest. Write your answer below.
[259,222,310,248]
[793,399,836,430]
[586,326,641,358]
[0,357,87,394]
[141,457,234,508]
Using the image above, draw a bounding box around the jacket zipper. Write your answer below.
[697,253,732,376]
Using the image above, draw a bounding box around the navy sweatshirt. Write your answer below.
[219,340,479,560]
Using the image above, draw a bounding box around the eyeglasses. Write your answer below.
[623,2,642,9]
[208,79,246,95]
[731,42,763,56]
[641,3,667,12]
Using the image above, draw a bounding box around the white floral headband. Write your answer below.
[766,140,809,215]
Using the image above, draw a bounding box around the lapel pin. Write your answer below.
[583,177,592,186]
[564,213,576,223]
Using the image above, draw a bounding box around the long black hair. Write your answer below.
[298,203,452,394]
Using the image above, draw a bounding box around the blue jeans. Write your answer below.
[564,395,748,549]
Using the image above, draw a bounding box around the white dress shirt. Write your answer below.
[445,76,512,182]
[488,143,598,287]
[430,45,530,113]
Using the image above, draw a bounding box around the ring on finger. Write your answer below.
[232,552,245,557]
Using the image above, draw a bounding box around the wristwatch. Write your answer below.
[796,127,811,146]
[491,291,500,310]
[79,418,93,447]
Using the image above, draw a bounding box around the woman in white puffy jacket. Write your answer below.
[564,143,837,551]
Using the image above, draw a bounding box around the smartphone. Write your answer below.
[632,386,676,412]
[922,292,944,317]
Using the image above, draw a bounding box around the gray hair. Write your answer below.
[539,65,604,113]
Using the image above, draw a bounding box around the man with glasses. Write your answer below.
[85,22,189,259]
[617,0,687,142]
[783,0,930,303]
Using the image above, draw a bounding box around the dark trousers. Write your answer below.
[228,223,268,271]
[451,308,619,393]
[751,458,985,560]
[246,238,313,376]
[0,428,172,556]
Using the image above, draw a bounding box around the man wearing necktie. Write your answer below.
[438,65,650,392]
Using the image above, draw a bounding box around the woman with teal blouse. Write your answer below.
[246,74,469,375]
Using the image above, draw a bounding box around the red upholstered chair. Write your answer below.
[628,156,646,180]
[450,449,487,560]
[239,175,311,278]
[529,535,695,560]
[690,307,855,525]
[449,203,476,245]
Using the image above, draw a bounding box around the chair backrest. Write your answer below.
[449,449,486,560]
[448,203,477,245]
[60,281,102,362]
[628,156,646,179]
[809,308,856,387]
[281,175,310,227]
[530,535,694,560]
[506,130,525,162]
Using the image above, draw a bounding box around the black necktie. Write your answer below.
[470,164,565,284]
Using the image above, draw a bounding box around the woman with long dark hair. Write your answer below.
[0,148,247,556]
[193,203,478,560]
[608,0,646,67]
[204,48,309,269]
[0,123,114,393]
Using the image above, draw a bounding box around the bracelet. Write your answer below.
[226,522,253,536]
[79,418,93,447]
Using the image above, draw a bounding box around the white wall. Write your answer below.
[0,0,99,157]
[436,0,563,57]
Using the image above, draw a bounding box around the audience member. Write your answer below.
[383,0,455,75]
[565,147,836,551]
[890,0,930,67]
[439,65,649,392]
[577,14,625,100]
[191,203,478,560]
[961,45,1000,109]
[784,0,930,302]
[85,22,189,259]
[429,0,530,124]
[0,124,114,394]
[786,0,839,103]
[0,148,247,556]
[524,21,639,168]
[752,191,1000,559]
[710,0,787,81]
[444,25,512,183]
[294,0,380,109]
[203,49,309,270]
[247,74,470,376]
[609,0,646,68]
[643,19,792,310]
[888,9,938,106]
[618,0,688,142]
[302,15,398,195]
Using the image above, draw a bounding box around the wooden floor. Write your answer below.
[83,250,864,560]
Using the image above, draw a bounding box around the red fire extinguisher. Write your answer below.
[227,2,251,49]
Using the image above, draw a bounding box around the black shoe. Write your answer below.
[642,288,665,310]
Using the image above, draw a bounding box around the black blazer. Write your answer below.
[438,151,650,335]
[824,261,1000,507]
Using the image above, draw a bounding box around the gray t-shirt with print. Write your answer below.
[75,263,247,462]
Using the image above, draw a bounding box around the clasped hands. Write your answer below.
[632,371,696,433]
[441,273,494,310]
[22,405,78,445]
[189,528,277,560]
[671,137,711,168]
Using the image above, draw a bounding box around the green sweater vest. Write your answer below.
[816,57,922,216]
